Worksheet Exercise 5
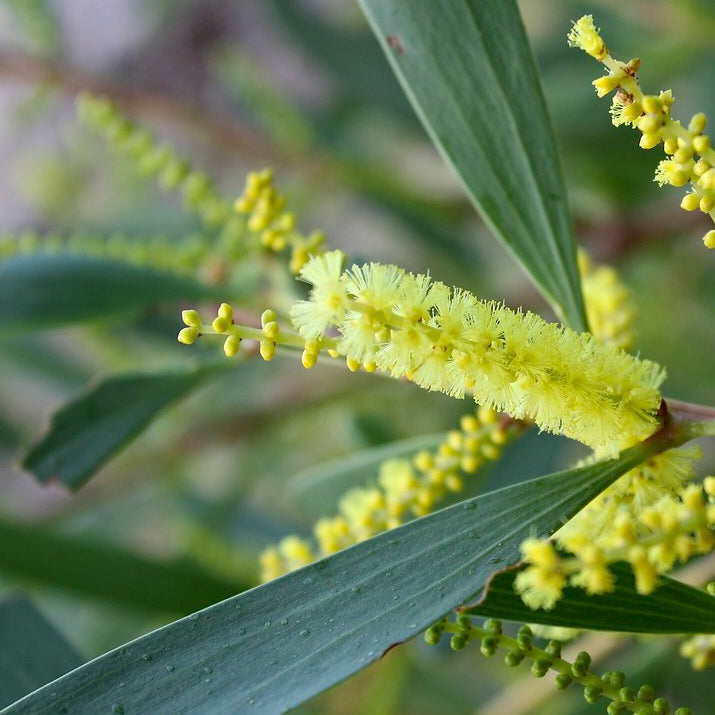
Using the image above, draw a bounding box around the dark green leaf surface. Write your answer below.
[22,363,221,489]
[288,432,445,517]
[0,595,84,709]
[2,448,652,715]
[0,254,214,330]
[468,562,715,634]
[0,515,247,613]
[357,0,587,330]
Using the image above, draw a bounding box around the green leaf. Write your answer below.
[0,254,214,330]
[22,363,223,490]
[0,595,84,709]
[0,515,247,613]
[1,447,655,715]
[288,432,446,517]
[467,562,715,634]
[356,0,587,330]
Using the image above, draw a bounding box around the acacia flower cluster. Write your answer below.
[259,406,520,582]
[290,251,664,453]
[568,15,715,248]
[234,169,325,273]
[515,475,715,610]
[179,250,664,453]
[426,618,692,715]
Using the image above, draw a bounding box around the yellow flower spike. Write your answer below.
[181,309,201,327]
[177,326,198,345]
[223,335,241,358]
[704,230,715,249]
[570,16,715,247]
[346,358,360,372]
[259,406,522,583]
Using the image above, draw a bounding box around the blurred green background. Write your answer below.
[0,0,713,712]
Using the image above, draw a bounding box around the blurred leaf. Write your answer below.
[1,444,659,715]
[0,255,215,331]
[357,0,587,330]
[22,363,225,489]
[467,562,715,634]
[0,595,84,709]
[288,432,445,517]
[0,515,247,613]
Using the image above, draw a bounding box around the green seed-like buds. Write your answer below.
[653,697,670,714]
[480,635,499,657]
[637,685,655,702]
[555,673,572,690]
[450,634,467,651]
[584,684,602,704]
[505,650,525,667]
[609,671,626,689]
[530,658,551,678]
[485,619,502,634]
[619,687,635,703]
[545,640,562,658]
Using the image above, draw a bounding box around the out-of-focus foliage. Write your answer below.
[0,1,712,713]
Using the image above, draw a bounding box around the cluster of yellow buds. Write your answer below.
[258,406,519,582]
[235,169,325,272]
[578,250,634,351]
[177,303,334,366]
[569,15,715,248]
[427,619,691,714]
[516,476,715,610]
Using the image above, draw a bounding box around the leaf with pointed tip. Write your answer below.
[356,0,587,330]
[21,363,225,489]
[467,562,715,634]
[1,445,658,715]
[0,595,84,709]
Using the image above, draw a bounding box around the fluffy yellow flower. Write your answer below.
[291,251,665,453]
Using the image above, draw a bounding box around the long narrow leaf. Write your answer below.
[2,446,659,715]
[357,0,587,330]
[22,363,225,489]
